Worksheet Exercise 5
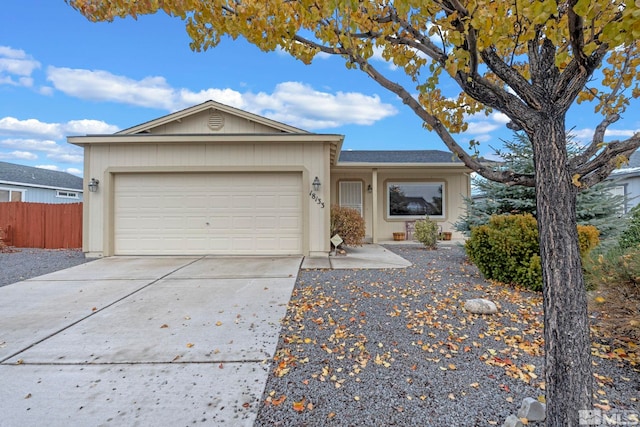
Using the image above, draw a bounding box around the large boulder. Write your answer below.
[464,298,498,314]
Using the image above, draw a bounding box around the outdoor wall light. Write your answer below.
[367,184,373,193]
[88,178,100,192]
[312,176,321,192]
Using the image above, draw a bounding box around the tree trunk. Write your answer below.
[531,117,593,426]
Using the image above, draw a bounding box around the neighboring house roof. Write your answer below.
[0,161,83,191]
[610,151,640,179]
[338,150,463,164]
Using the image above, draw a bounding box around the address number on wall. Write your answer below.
[309,191,325,208]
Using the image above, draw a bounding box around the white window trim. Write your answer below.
[386,181,445,219]
[339,181,363,215]
[0,187,25,202]
[56,190,79,199]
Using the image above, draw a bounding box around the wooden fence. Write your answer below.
[0,202,82,249]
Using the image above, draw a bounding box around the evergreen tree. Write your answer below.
[456,133,626,241]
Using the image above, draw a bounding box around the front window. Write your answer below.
[339,181,363,215]
[387,182,444,218]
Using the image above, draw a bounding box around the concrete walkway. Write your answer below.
[0,256,301,427]
[301,243,414,269]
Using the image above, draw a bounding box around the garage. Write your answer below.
[113,172,303,255]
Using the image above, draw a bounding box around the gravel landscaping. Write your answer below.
[0,247,93,287]
[255,244,639,426]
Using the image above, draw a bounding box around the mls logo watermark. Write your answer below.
[579,409,640,425]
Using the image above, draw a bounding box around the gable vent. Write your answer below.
[208,111,224,131]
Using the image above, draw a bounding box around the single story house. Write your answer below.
[0,161,83,204]
[69,100,470,258]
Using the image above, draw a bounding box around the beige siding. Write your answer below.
[84,141,331,257]
[331,167,470,243]
[147,110,285,135]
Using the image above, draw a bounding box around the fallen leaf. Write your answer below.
[216,321,223,326]
[242,402,250,408]
[594,402,611,411]
[293,398,306,412]
[186,343,194,348]
[24,393,31,399]
[160,324,169,328]
[91,307,97,312]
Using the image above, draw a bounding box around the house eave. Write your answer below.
[68,133,344,145]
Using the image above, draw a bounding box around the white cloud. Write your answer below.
[491,112,511,124]
[247,82,397,129]
[571,127,640,144]
[46,67,397,130]
[464,121,501,135]
[47,67,176,110]
[65,167,83,176]
[177,88,246,110]
[35,164,60,171]
[0,117,119,140]
[0,150,38,160]
[63,119,119,135]
[0,117,61,139]
[0,138,60,153]
[47,152,83,163]
[0,46,41,87]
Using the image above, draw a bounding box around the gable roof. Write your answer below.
[0,161,83,191]
[338,150,463,164]
[117,100,309,135]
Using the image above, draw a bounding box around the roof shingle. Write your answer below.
[0,161,83,190]
[338,150,462,164]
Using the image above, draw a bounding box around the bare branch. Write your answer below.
[575,134,640,187]
[569,113,620,170]
[343,53,535,186]
[481,47,541,109]
[566,0,588,67]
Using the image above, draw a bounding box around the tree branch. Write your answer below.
[569,113,620,170]
[344,53,535,186]
[575,135,640,188]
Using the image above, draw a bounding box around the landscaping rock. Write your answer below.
[464,298,498,314]
[517,397,546,421]
[502,414,524,427]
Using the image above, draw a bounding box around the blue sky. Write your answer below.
[1,1,638,176]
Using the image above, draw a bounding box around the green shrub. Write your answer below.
[585,246,640,341]
[619,205,640,250]
[466,214,600,291]
[330,205,365,247]
[414,216,439,249]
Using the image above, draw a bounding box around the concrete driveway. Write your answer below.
[0,255,301,427]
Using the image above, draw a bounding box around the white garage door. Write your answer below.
[114,172,303,255]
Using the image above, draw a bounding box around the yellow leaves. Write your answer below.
[186,343,194,348]
[572,174,582,188]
